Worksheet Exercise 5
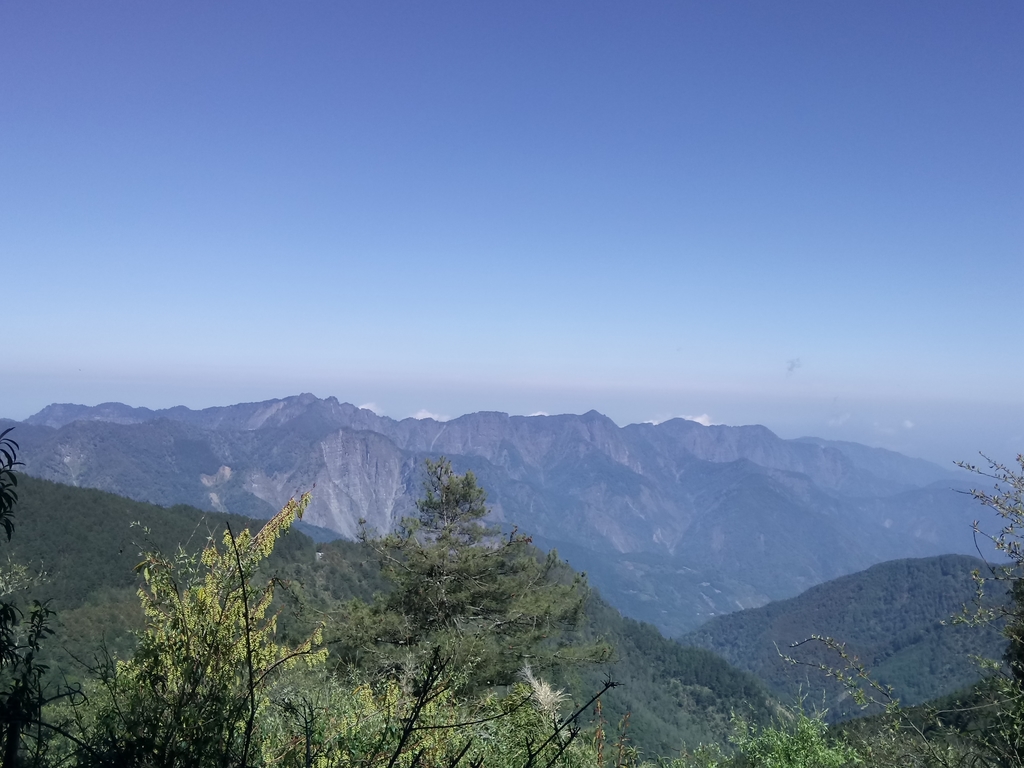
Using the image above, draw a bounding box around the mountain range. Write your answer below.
[3,393,986,635]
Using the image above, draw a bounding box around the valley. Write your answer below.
[5,394,984,636]
[0,401,1013,763]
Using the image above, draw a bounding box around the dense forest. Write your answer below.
[684,554,1007,716]
[2,427,1024,767]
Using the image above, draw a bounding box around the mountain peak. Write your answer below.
[26,401,157,429]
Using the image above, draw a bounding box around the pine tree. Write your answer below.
[347,458,608,689]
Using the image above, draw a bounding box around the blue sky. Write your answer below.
[3,1,1022,465]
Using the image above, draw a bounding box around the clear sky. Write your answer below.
[3,1,1022,465]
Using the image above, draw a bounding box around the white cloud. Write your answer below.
[828,412,851,427]
[358,402,381,414]
[643,414,717,427]
[528,411,549,417]
[903,420,915,429]
[412,409,448,422]
[683,414,714,427]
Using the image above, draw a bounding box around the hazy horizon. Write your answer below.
[5,384,1021,469]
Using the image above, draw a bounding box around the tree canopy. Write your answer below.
[342,458,609,689]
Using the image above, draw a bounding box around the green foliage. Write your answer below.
[728,712,860,768]
[683,555,1006,717]
[42,483,613,768]
[347,458,608,689]
[668,711,861,768]
[0,468,621,767]
[0,428,20,542]
[569,602,774,758]
[1,601,57,768]
[0,429,64,768]
[6,475,337,670]
[259,653,611,768]
[66,493,327,768]
[944,453,1024,764]
[8,474,776,762]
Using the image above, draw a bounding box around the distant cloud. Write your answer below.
[786,358,802,374]
[642,414,718,427]
[358,402,381,414]
[683,413,715,427]
[528,411,549,417]
[827,412,851,427]
[412,409,448,421]
[872,419,915,435]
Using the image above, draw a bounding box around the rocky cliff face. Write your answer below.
[9,394,977,635]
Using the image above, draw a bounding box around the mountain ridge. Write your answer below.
[6,394,979,635]
[24,396,956,495]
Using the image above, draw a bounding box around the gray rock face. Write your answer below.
[7,394,977,635]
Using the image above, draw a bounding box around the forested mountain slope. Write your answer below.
[9,475,773,758]
[682,554,1007,718]
[4,394,982,635]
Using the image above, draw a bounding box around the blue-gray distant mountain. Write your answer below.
[5,394,983,635]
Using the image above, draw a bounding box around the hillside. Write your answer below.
[682,554,1007,718]
[3,394,984,636]
[8,475,774,758]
